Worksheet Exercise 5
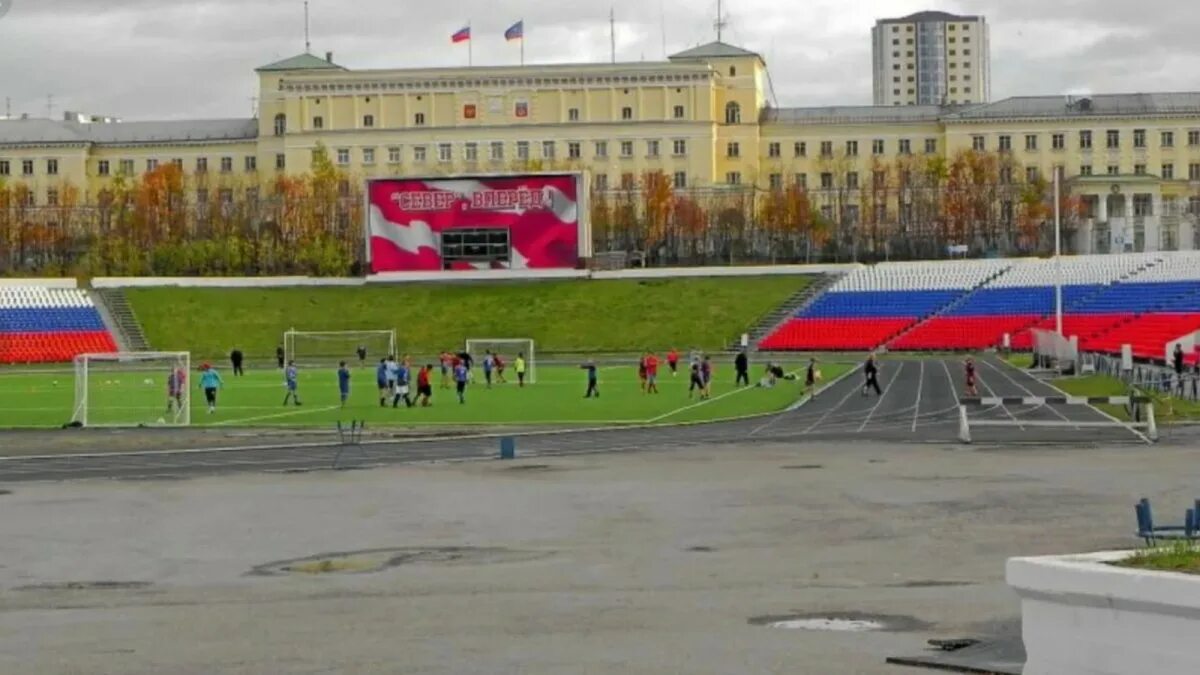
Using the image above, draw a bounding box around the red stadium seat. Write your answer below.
[759,318,914,351]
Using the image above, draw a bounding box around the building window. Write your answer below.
[1080,165,1092,176]
[594,141,608,158]
[769,173,783,190]
[543,141,556,159]
[673,105,685,119]
[620,173,636,190]
[363,114,375,128]
[727,142,740,158]
[172,158,183,169]
[647,140,660,158]
[195,157,208,173]
[568,108,580,121]
[847,172,859,190]
[46,189,58,206]
[336,149,350,165]
[46,158,58,175]
[439,143,453,162]
[1026,167,1039,183]
[1025,134,1038,151]
[246,187,259,204]
[219,188,233,205]
[729,66,737,76]
[768,142,781,158]
[673,171,687,189]
[594,174,608,191]
[998,135,1011,152]
[275,153,286,170]
[620,141,634,158]
[872,139,885,155]
[1052,133,1065,150]
[414,113,426,126]
[245,155,257,172]
[413,146,427,162]
[196,188,208,204]
[96,160,108,176]
[1133,129,1146,148]
[971,135,986,151]
[725,172,741,185]
[899,139,911,155]
[1108,165,1120,176]
[794,141,807,157]
[1077,130,1093,150]
[568,142,582,159]
[1106,130,1120,149]
[313,116,323,129]
[1191,163,1200,181]
[673,139,687,156]
[273,114,286,136]
[1134,163,1146,175]
[389,146,403,163]
[795,173,807,188]
[517,141,530,161]
[146,159,158,172]
[820,172,833,189]
[1162,131,1175,148]
[220,157,233,173]
[119,159,134,175]
[724,102,741,124]
[820,141,833,157]
[490,141,504,161]
[621,106,634,120]
[1190,131,1200,147]
[924,138,936,154]
[846,140,859,156]
[1163,163,1175,180]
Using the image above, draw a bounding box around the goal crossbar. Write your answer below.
[284,329,397,367]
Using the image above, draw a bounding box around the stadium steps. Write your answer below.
[735,273,841,351]
[94,288,151,352]
[884,264,1014,350]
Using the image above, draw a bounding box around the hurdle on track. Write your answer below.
[957,395,1157,444]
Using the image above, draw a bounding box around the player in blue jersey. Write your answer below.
[482,351,495,388]
[198,363,223,414]
[338,361,352,407]
[454,361,469,404]
[393,359,413,408]
[376,358,389,407]
[283,360,302,406]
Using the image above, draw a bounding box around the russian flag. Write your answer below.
[504,20,523,41]
[451,25,471,43]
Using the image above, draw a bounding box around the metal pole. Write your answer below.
[1054,166,1063,337]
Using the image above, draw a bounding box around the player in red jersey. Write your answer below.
[965,357,978,396]
[667,348,680,377]
[493,353,507,384]
[638,354,648,392]
[644,352,660,394]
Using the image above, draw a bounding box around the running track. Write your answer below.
[0,357,1149,483]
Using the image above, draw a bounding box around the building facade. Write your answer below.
[2,42,1200,256]
[872,11,990,107]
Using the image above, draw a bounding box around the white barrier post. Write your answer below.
[1146,403,1159,442]
[958,406,972,444]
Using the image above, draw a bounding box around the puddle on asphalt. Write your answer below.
[748,612,930,633]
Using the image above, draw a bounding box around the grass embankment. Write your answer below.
[1115,543,1200,575]
[126,277,810,360]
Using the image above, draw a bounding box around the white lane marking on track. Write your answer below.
[980,358,1075,427]
[911,360,925,432]
[802,365,871,434]
[749,365,859,437]
[944,358,1021,431]
[1031,369,1151,444]
[211,405,340,427]
[858,361,905,433]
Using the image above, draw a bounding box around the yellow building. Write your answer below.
[3,41,1200,255]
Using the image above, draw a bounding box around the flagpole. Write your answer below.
[520,36,525,66]
[469,20,473,66]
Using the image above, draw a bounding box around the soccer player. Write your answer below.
[356,345,368,365]
[667,348,680,377]
[701,355,713,399]
[165,364,186,414]
[454,360,469,404]
[735,350,749,387]
[581,360,599,398]
[385,355,399,393]
[199,363,223,414]
[276,344,285,370]
[805,358,820,398]
[440,351,454,389]
[638,354,648,393]
[457,350,475,373]
[338,361,352,408]
[417,364,434,407]
[374,357,388,403]
[230,348,244,377]
[645,351,660,394]
[283,360,302,406]
[965,356,979,397]
[494,353,507,384]
[393,359,413,408]
[688,360,705,399]
[482,351,495,389]
[515,352,528,387]
[863,354,882,397]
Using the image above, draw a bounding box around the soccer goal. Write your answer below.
[465,338,536,383]
[284,329,397,368]
[71,352,191,428]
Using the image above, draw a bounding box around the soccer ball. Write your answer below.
[156,417,166,425]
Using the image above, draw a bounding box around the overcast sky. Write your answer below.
[0,0,1197,121]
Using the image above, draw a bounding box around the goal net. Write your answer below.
[71,352,191,428]
[284,329,397,369]
[464,338,536,383]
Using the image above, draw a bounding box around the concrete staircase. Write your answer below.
[730,273,842,351]
[93,288,151,352]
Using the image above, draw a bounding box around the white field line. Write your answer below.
[911,359,925,433]
[211,405,341,427]
[644,382,753,424]
[858,361,906,433]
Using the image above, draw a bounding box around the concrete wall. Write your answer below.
[0,278,77,289]
[1008,551,1200,675]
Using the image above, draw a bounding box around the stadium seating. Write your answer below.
[0,287,118,364]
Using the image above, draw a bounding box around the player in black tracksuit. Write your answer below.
[863,355,882,396]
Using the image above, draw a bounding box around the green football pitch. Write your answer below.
[0,361,851,430]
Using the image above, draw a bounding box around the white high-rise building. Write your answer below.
[872,11,990,107]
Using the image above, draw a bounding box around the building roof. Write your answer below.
[877,11,981,24]
[669,41,760,60]
[257,52,345,72]
[0,118,258,146]
[946,93,1200,121]
[764,104,952,125]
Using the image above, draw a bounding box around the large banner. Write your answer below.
[367,174,583,273]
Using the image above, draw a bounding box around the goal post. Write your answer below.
[283,329,397,368]
[71,352,191,428]
[464,338,536,383]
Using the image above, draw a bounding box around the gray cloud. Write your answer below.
[0,0,1197,121]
